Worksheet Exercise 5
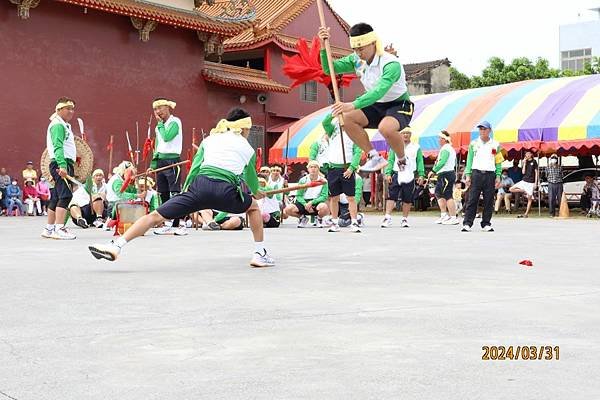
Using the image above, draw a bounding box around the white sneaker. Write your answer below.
[41,228,54,239]
[360,154,387,172]
[89,241,120,261]
[250,250,275,268]
[321,215,334,227]
[482,225,495,232]
[328,224,340,232]
[154,226,175,235]
[442,216,459,225]
[173,226,188,236]
[42,211,48,216]
[350,222,361,233]
[297,215,309,228]
[400,218,410,228]
[54,227,76,240]
[357,213,365,227]
[435,215,449,224]
[461,225,472,232]
[316,218,323,228]
[381,217,392,228]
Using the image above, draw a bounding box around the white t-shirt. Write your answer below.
[201,132,254,175]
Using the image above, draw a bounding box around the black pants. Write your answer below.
[463,170,495,228]
[548,182,563,216]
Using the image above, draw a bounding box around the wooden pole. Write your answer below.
[108,134,114,174]
[262,181,325,196]
[316,0,347,165]
[133,160,190,179]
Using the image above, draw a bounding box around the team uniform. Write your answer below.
[309,136,329,174]
[294,174,329,220]
[258,187,282,228]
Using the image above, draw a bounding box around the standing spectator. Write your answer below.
[429,130,458,225]
[0,167,10,213]
[362,173,372,207]
[36,177,51,215]
[23,179,42,216]
[462,121,503,232]
[546,154,563,217]
[494,170,514,214]
[6,179,24,216]
[22,161,38,183]
[509,150,538,218]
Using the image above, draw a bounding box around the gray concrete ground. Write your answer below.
[0,215,599,400]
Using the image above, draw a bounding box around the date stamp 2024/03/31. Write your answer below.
[482,346,559,361]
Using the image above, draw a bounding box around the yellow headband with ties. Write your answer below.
[350,31,384,56]
[210,117,252,135]
[152,99,176,109]
[49,101,75,120]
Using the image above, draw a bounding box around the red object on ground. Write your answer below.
[519,259,533,267]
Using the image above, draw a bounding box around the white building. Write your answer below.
[559,7,600,72]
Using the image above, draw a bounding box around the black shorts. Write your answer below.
[294,201,319,216]
[265,214,280,228]
[362,99,413,130]
[156,158,182,194]
[220,216,244,230]
[157,175,253,220]
[327,168,355,197]
[435,171,456,200]
[49,160,74,201]
[388,175,415,204]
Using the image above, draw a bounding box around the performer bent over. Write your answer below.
[88,108,275,268]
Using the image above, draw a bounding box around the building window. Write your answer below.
[300,81,317,103]
[561,48,592,72]
[327,87,344,104]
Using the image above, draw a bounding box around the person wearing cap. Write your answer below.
[509,150,538,218]
[42,97,78,240]
[150,97,186,236]
[321,113,363,233]
[318,23,412,173]
[428,130,459,225]
[545,154,563,217]
[462,121,503,232]
[23,179,42,216]
[382,127,425,228]
[283,160,330,228]
[22,161,38,184]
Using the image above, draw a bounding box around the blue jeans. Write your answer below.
[7,198,24,214]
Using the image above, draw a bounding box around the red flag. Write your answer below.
[256,147,263,171]
[186,149,192,172]
[142,138,154,161]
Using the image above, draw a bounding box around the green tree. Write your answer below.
[449,67,472,90]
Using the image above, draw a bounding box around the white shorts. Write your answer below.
[513,181,535,197]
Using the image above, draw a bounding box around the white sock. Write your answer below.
[351,219,358,225]
[46,224,55,231]
[55,224,64,230]
[440,212,447,218]
[114,237,128,248]
[332,218,339,225]
[384,214,391,219]
[254,242,266,255]
[368,149,379,158]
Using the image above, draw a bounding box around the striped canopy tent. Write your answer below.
[269,75,600,163]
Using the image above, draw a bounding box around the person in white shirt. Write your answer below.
[428,130,459,225]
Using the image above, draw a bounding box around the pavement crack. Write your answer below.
[0,390,19,400]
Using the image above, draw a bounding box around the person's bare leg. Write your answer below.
[402,202,411,218]
[47,209,56,224]
[342,110,373,153]
[220,218,242,230]
[525,196,533,216]
[438,198,448,214]
[283,204,300,218]
[379,117,405,159]
[348,197,358,220]
[329,195,340,219]
[446,199,457,217]
[385,199,396,215]
[317,203,330,217]
[70,205,82,220]
[92,200,104,217]
[246,201,264,242]
[55,207,68,225]
[504,194,511,211]
[200,209,213,222]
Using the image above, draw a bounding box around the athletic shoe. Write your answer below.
[76,217,89,229]
[328,224,340,232]
[357,213,365,227]
[250,250,275,268]
[154,226,175,235]
[400,218,410,228]
[88,241,120,261]
[42,211,48,216]
[174,226,188,236]
[54,227,76,240]
[360,154,387,172]
[297,215,309,228]
[381,217,392,228]
[349,222,361,233]
[92,218,105,228]
[482,225,495,232]
[316,217,323,228]
[461,225,472,232]
[435,215,449,224]
[442,216,459,225]
[321,215,334,227]
[41,228,54,239]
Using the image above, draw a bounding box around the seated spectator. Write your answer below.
[135,176,159,214]
[199,209,245,230]
[87,169,109,227]
[22,161,38,184]
[580,174,594,212]
[453,181,465,216]
[494,170,514,214]
[6,179,24,216]
[0,167,10,214]
[23,179,42,216]
[36,177,51,216]
[582,174,600,217]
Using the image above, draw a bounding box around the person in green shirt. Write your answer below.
[283,160,329,227]
[308,134,329,175]
[318,23,413,173]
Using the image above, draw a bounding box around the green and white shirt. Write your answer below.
[295,175,328,206]
[432,143,456,174]
[258,186,282,215]
[322,114,362,171]
[151,115,183,168]
[106,174,137,203]
[465,138,503,177]
[47,116,76,168]
[309,136,329,168]
[386,143,425,184]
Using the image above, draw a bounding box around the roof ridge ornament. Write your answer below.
[9,0,41,19]
[194,0,256,22]
[130,17,158,42]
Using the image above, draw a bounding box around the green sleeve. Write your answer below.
[295,179,307,205]
[150,193,159,212]
[309,141,319,161]
[157,120,180,142]
[416,148,425,177]
[465,144,475,177]
[432,149,450,174]
[353,62,401,110]
[355,175,363,199]
[495,145,502,177]
[385,150,396,176]
[214,211,228,224]
[312,181,329,205]
[84,176,93,196]
[243,154,259,194]
[322,113,335,137]
[112,177,137,200]
[50,124,67,169]
[320,50,356,75]
[183,143,204,191]
[349,144,362,171]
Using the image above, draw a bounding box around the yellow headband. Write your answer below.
[307,160,320,168]
[210,117,252,135]
[350,31,384,56]
[49,101,75,120]
[152,99,176,109]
